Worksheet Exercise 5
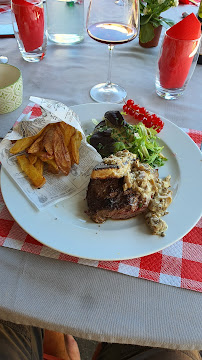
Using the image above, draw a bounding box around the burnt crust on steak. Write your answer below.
[86,177,149,223]
[86,150,159,224]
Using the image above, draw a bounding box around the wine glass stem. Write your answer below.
[106,44,114,87]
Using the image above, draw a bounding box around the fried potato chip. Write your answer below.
[53,126,71,175]
[38,152,59,173]
[10,121,82,188]
[34,158,44,177]
[69,130,82,165]
[10,127,46,155]
[27,134,45,154]
[25,124,54,155]
[17,155,46,188]
[28,154,37,165]
[59,122,75,147]
[42,126,56,155]
[46,158,59,174]
[37,151,54,161]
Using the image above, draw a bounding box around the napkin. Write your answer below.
[12,0,44,52]
[158,13,201,89]
[179,0,199,5]
[179,0,190,4]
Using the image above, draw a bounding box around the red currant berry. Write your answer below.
[126,99,134,107]
[123,105,128,112]
[122,100,164,132]
[135,113,143,121]
[138,107,147,116]
[128,108,134,116]
[133,104,139,111]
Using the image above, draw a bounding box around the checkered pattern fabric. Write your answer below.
[1,104,202,293]
[0,4,10,13]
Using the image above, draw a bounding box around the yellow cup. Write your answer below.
[0,64,23,114]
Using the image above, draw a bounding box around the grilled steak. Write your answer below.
[86,150,158,224]
[87,177,149,223]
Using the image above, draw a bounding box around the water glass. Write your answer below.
[155,32,201,100]
[11,0,47,62]
[46,0,84,45]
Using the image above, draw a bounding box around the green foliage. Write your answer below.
[139,0,177,43]
[139,23,155,43]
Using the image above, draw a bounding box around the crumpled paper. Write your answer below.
[0,96,102,210]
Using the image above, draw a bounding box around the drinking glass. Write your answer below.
[156,32,201,100]
[115,0,124,6]
[46,0,84,45]
[11,0,47,62]
[86,0,139,103]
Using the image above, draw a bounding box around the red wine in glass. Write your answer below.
[86,0,139,103]
[87,22,138,45]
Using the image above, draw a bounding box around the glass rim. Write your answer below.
[0,64,21,89]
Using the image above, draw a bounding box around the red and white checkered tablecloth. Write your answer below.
[1,104,202,293]
[0,4,10,13]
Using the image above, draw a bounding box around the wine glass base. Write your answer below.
[90,83,127,104]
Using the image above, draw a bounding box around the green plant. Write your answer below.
[139,0,178,43]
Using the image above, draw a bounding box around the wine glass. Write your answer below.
[114,0,124,6]
[86,0,139,103]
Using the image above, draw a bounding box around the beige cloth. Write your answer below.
[0,247,202,350]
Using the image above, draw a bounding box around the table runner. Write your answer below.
[0,104,202,293]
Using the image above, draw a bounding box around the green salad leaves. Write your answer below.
[87,111,167,168]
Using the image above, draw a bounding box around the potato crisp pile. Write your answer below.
[10,121,82,188]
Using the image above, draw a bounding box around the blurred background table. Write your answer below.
[0,3,201,351]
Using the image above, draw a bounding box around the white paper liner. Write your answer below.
[0,97,102,210]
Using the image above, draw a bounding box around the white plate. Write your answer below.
[1,103,202,260]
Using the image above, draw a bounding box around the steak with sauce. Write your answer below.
[86,150,158,224]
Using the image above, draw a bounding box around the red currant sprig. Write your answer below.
[123,99,164,133]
